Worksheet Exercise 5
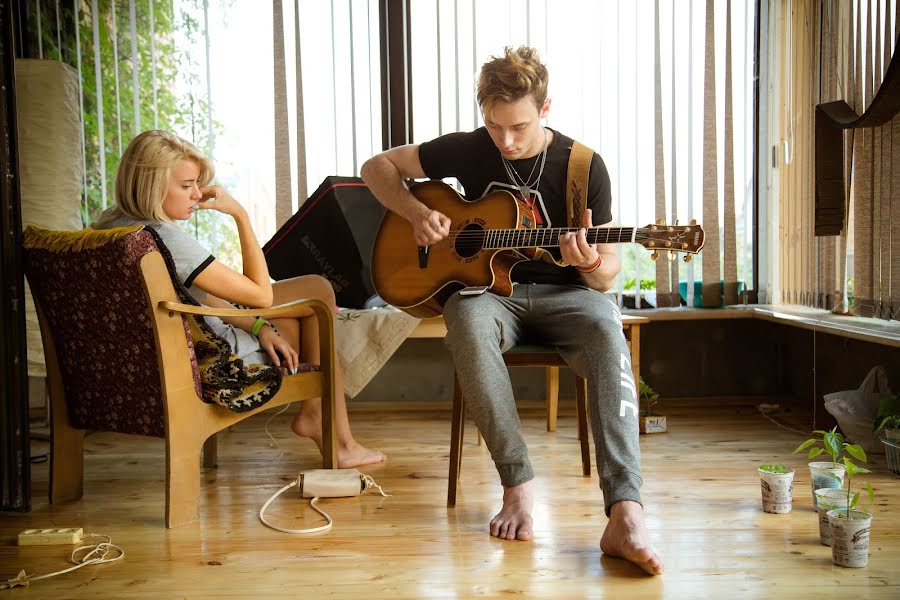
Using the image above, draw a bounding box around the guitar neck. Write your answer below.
[484,226,638,250]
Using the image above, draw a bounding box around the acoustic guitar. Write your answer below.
[371,180,705,318]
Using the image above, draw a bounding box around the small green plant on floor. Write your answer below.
[795,427,874,518]
[793,426,855,465]
[758,464,791,473]
[836,457,876,519]
[639,377,660,416]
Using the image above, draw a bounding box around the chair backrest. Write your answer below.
[23,226,197,437]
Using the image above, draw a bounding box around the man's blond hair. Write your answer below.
[476,46,549,114]
[101,129,213,224]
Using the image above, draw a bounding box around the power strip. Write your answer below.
[17,528,83,546]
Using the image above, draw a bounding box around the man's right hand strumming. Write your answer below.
[362,144,451,248]
[412,206,451,246]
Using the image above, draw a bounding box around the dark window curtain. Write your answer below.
[1,0,29,512]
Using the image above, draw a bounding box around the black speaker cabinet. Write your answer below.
[263,176,387,309]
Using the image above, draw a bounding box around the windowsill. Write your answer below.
[622,304,900,348]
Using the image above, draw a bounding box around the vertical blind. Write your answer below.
[770,0,898,319]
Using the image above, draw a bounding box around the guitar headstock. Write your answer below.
[638,220,705,262]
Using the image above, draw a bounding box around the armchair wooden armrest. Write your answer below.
[159,298,336,386]
[158,298,334,324]
[157,296,337,474]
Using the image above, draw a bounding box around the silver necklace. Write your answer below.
[501,128,549,198]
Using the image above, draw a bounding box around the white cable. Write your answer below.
[263,402,293,458]
[258,479,335,534]
[0,534,124,590]
[259,474,389,535]
[757,404,809,436]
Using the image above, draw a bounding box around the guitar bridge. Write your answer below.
[418,246,430,269]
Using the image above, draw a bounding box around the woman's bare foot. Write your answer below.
[291,411,386,468]
[600,500,664,575]
[490,481,534,541]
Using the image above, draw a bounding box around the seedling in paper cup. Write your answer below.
[834,458,875,519]
[758,464,791,474]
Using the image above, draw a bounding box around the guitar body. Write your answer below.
[371,180,535,318]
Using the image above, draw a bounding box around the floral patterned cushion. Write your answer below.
[23,227,174,437]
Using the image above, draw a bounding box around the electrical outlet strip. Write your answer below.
[17,528,83,546]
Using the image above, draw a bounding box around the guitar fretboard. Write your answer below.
[483,226,638,250]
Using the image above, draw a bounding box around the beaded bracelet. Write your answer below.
[575,255,603,274]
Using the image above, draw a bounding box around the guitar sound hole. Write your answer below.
[455,223,485,259]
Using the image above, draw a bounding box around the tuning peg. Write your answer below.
[683,254,693,263]
[668,251,677,262]
[690,219,697,225]
[650,251,659,261]
[656,217,664,225]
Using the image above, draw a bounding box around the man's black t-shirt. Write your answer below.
[418,127,612,286]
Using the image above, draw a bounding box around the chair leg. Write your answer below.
[49,419,84,504]
[575,376,591,477]
[166,435,203,528]
[448,373,466,507]
[545,366,559,432]
[202,433,218,468]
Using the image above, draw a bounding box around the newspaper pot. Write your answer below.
[814,488,850,546]
[808,461,845,510]
[639,414,667,434]
[827,509,872,568]
[758,467,795,514]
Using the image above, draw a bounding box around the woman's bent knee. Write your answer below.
[274,274,336,305]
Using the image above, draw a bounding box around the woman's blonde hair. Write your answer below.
[107,130,213,223]
[476,46,549,114]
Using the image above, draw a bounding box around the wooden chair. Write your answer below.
[447,345,591,507]
[23,226,336,527]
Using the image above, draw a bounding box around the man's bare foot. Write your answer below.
[600,500,664,575]
[490,481,534,541]
[291,412,386,468]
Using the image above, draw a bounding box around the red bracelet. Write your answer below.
[575,255,603,273]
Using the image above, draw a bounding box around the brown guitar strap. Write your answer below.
[533,139,594,267]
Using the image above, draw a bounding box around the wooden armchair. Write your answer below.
[23,226,336,527]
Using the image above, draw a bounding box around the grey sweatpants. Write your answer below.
[443,283,642,514]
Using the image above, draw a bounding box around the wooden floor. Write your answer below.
[2,398,899,599]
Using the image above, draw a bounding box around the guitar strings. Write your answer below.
[441,228,689,243]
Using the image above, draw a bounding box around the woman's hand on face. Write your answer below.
[257,326,299,373]
[197,185,245,218]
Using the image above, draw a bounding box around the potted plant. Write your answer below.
[814,487,850,546]
[793,427,849,510]
[638,377,666,434]
[826,452,875,568]
[757,464,794,514]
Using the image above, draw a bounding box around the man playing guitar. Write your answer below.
[361,46,663,576]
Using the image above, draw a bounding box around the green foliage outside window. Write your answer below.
[36,0,236,260]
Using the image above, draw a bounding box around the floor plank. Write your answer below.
[2,398,898,598]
